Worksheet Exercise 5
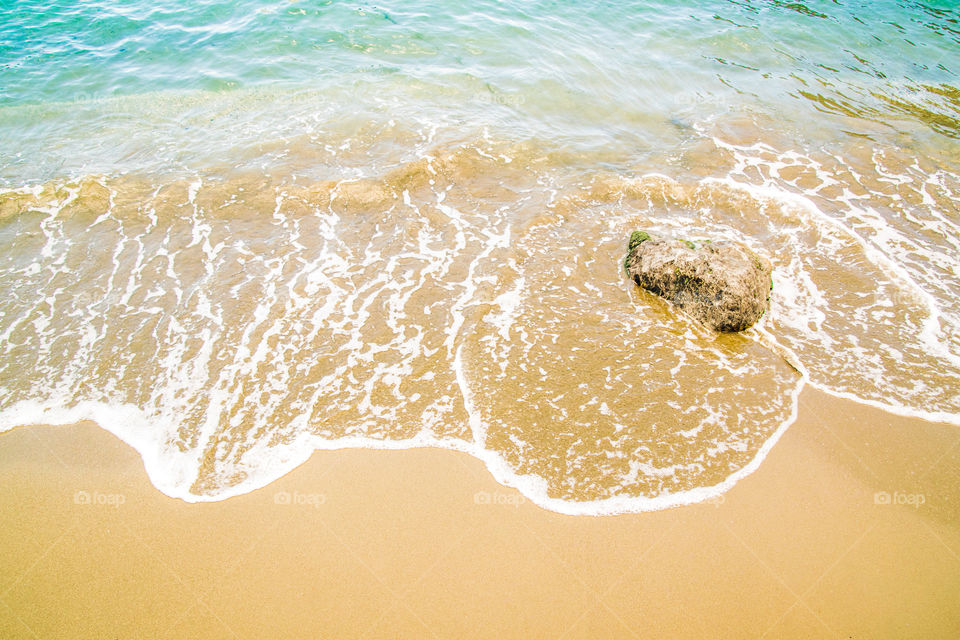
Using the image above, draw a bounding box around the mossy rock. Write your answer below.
[625,233,773,332]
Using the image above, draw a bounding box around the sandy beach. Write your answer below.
[4,2,960,638]
[2,386,958,639]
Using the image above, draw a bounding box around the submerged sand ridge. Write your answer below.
[0,131,958,511]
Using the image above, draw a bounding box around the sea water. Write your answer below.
[0,0,958,513]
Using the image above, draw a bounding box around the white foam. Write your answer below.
[0,377,806,515]
[705,140,960,422]
[3,144,959,519]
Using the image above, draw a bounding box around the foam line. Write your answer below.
[0,384,807,515]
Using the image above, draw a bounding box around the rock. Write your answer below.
[624,231,772,332]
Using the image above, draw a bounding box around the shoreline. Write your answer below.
[2,386,960,638]
[0,373,801,515]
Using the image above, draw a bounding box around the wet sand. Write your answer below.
[1,386,959,639]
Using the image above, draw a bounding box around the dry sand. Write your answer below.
[2,386,959,639]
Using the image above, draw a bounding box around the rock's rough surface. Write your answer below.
[625,231,772,332]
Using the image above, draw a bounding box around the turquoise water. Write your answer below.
[1,0,959,181]
[0,1,958,512]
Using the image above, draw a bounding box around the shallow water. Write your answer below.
[1,0,958,513]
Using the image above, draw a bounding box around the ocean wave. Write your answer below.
[0,134,956,513]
